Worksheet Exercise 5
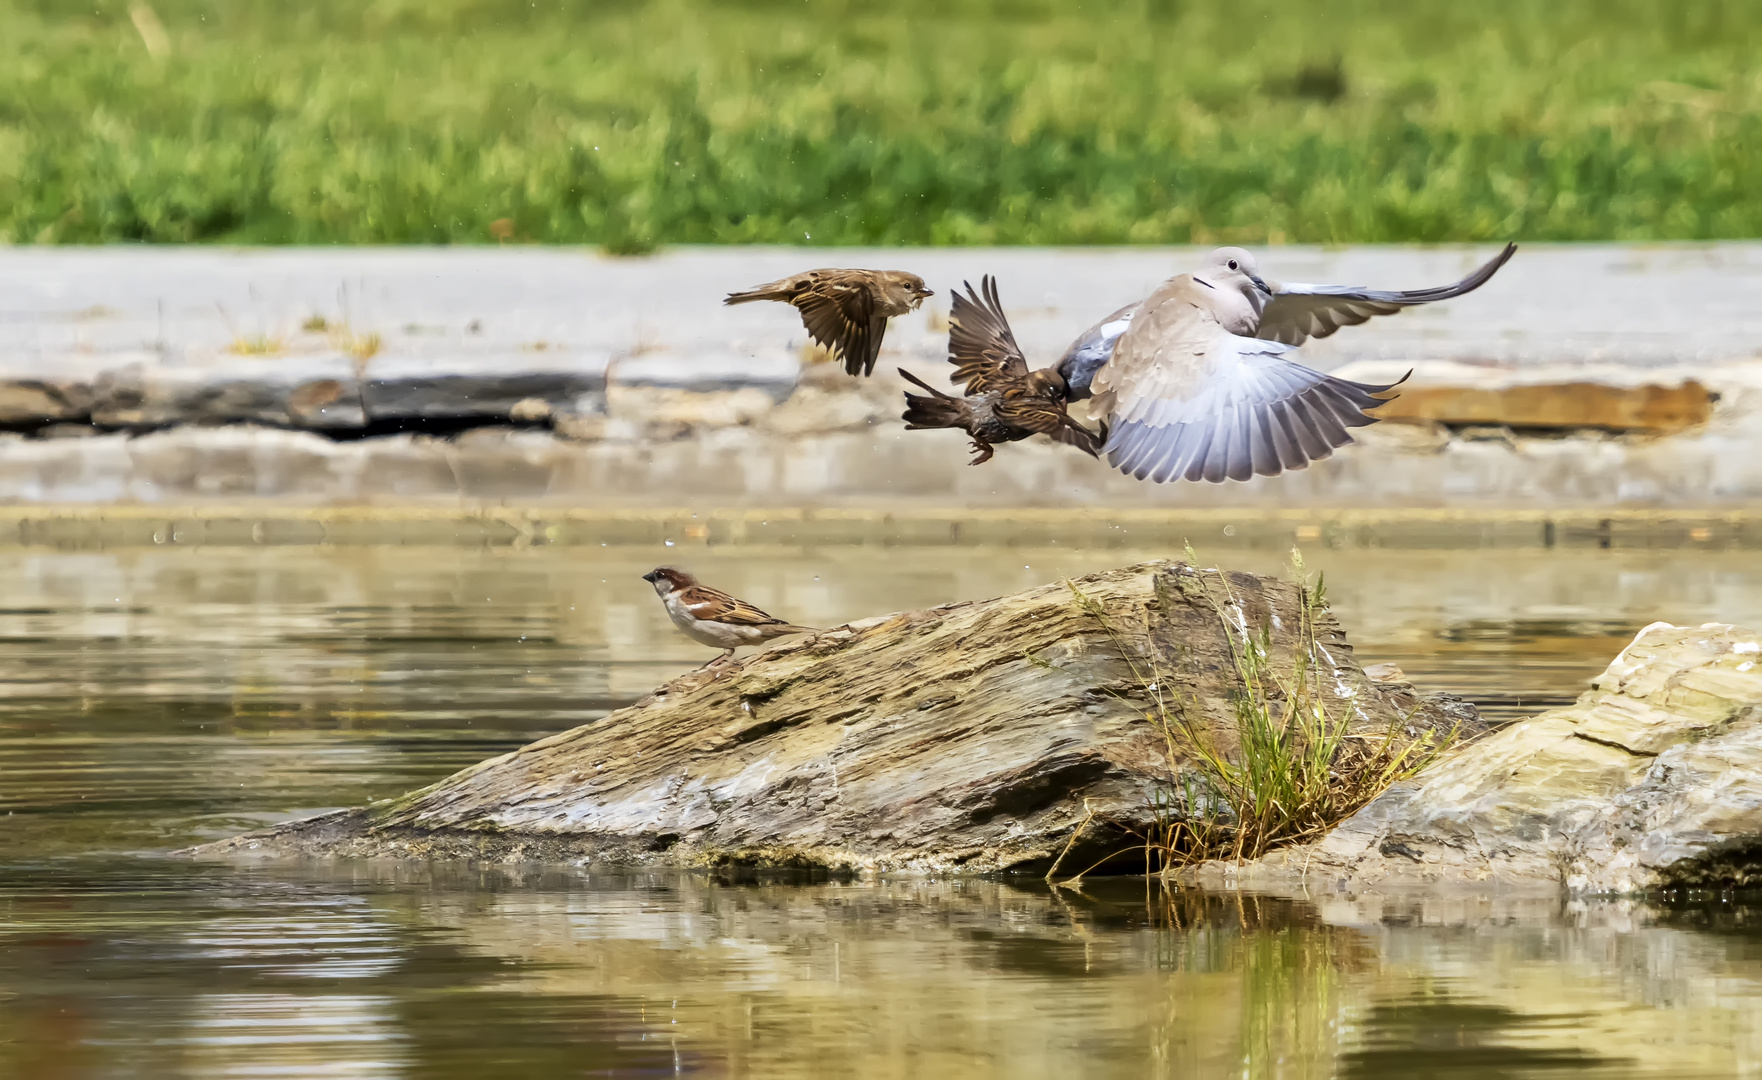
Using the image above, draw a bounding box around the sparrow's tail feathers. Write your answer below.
[771,623,818,635]
[898,368,954,398]
[899,369,972,430]
[724,286,790,306]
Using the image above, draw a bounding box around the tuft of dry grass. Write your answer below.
[228,333,284,357]
[336,330,381,362]
[1065,549,1455,876]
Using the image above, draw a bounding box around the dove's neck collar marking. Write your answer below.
[1195,246,1274,331]
[1188,271,1263,336]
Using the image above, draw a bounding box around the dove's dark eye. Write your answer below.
[1227,259,1239,271]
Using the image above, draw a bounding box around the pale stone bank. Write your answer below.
[4,244,1762,508]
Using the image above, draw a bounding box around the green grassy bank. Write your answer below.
[3,0,1760,247]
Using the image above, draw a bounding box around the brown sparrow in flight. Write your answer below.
[725,268,933,377]
[899,276,1104,466]
[642,566,817,668]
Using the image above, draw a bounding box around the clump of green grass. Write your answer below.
[2,0,1760,246]
[1067,550,1453,874]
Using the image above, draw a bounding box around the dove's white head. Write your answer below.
[1193,247,1273,333]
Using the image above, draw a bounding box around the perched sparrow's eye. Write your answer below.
[1227,259,1239,271]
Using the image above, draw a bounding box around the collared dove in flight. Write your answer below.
[1083,250,1397,484]
[1060,244,1516,483]
[1056,242,1517,402]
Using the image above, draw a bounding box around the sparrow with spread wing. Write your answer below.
[725,268,934,377]
[642,567,816,668]
[1056,243,1516,400]
[1086,252,1409,484]
[899,276,1104,466]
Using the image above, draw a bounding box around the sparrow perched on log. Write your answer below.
[899,276,1104,466]
[725,268,933,377]
[642,567,816,668]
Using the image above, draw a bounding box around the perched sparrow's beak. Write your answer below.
[1249,274,1272,296]
[641,570,660,584]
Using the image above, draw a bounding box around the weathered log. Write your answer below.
[193,561,1476,874]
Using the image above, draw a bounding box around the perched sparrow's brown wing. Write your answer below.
[676,584,816,633]
[676,584,785,626]
[1256,242,1517,346]
[948,276,1030,395]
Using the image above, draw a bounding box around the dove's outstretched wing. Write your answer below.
[1257,243,1516,346]
[1094,276,1404,484]
[1058,243,1515,391]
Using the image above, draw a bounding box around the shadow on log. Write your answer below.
[191,561,1478,875]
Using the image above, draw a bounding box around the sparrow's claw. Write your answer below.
[967,439,995,466]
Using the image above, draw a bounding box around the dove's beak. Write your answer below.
[1249,274,1272,296]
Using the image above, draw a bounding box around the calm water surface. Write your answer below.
[5,539,1762,1077]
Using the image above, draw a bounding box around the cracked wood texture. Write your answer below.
[193,561,1472,874]
[1182,621,1762,894]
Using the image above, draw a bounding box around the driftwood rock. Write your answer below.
[194,561,1474,874]
[1186,621,1762,894]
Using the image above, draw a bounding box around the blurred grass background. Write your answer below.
[2,0,1759,247]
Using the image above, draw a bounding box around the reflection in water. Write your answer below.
[1342,995,1622,1077]
[4,864,1761,1078]
[1,540,1761,1075]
